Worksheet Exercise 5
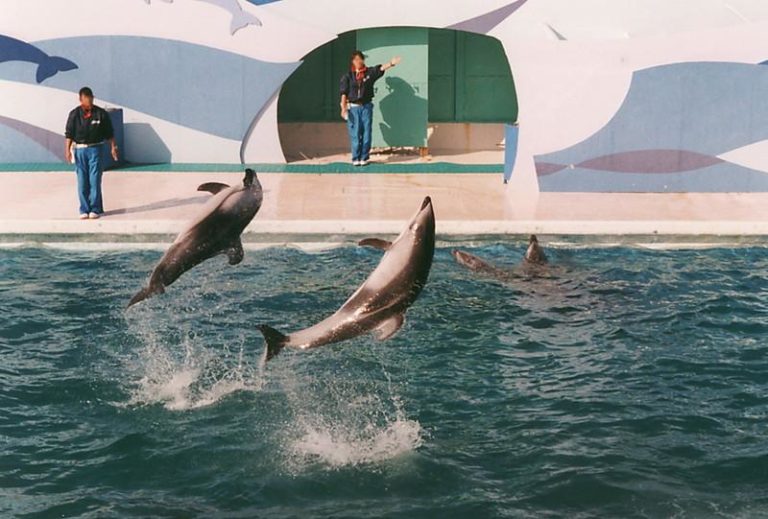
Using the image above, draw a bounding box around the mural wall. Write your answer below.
[2,0,768,194]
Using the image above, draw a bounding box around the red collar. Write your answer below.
[353,66,368,82]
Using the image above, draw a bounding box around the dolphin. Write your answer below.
[259,196,436,361]
[452,235,548,279]
[128,168,263,307]
[142,0,262,33]
[0,35,78,83]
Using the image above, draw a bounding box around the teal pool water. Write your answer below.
[2,243,767,518]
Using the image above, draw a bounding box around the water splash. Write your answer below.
[280,354,424,470]
[121,306,263,411]
[289,403,423,468]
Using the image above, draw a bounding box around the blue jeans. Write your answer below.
[74,145,104,215]
[347,103,373,162]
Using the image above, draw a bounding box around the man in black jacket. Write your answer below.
[340,51,400,166]
[65,87,119,219]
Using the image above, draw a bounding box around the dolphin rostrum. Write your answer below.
[259,196,436,361]
[0,35,78,83]
[128,168,263,307]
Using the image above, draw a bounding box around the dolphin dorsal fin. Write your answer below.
[358,238,393,251]
[197,182,230,195]
[374,314,405,341]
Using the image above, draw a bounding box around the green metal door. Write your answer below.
[357,27,429,148]
[427,29,517,123]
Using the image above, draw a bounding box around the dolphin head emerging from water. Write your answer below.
[524,235,547,265]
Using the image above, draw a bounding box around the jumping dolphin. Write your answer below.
[452,235,548,278]
[259,196,436,361]
[142,0,262,34]
[128,168,263,307]
[0,35,78,83]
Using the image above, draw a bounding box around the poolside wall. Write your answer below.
[2,0,768,199]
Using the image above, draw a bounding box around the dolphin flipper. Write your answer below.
[358,238,392,251]
[197,182,230,194]
[226,239,244,265]
[35,56,78,84]
[375,314,405,340]
[259,325,288,362]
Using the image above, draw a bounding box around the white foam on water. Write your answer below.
[121,316,263,411]
[289,408,423,468]
[280,359,424,470]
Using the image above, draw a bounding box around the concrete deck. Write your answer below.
[2,170,768,236]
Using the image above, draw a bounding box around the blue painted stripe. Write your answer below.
[538,162,768,193]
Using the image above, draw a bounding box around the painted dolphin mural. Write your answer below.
[0,35,77,83]
[198,0,262,34]
[142,0,262,34]
[259,197,436,362]
[0,36,299,142]
[128,169,263,307]
[535,62,768,192]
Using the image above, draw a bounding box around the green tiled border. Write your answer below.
[0,162,503,174]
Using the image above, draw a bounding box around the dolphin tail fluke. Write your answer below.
[127,284,164,308]
[36,56,78,84]
[229,10,262,35]
[258,325,287,362]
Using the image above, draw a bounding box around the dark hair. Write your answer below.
[350,50,365,63]
[79,87,94,98]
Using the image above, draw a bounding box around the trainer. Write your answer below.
[65,87,118,219]
[340,51,401,166]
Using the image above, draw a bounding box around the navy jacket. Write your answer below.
[65,105,114,144]
[340,65,385,104]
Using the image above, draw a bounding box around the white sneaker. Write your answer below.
[353,161,362,166]
[79,213,89,220]
[360,160,370,166]
[88,212,100,219]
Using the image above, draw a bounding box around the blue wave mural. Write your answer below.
[0,36,299,142]
[535,62,768,192]
[538,163,768,193]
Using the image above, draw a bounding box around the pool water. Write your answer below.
[2,242,768,518]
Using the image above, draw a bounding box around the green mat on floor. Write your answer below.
[0,162,503,174]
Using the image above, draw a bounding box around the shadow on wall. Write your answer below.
[378,76,428,147]
[123,123,171,163]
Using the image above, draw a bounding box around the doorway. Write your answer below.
[277,27,517,165]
